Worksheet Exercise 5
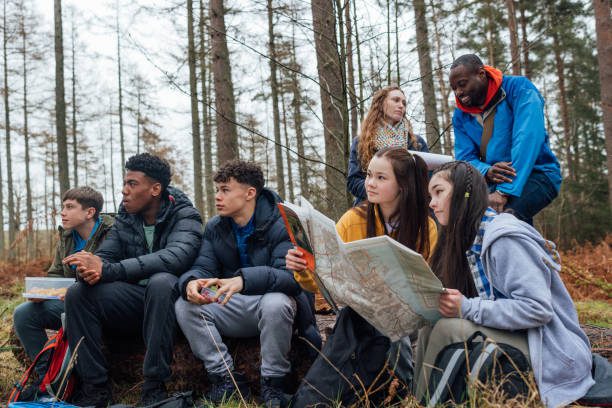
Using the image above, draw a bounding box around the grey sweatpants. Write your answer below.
[175,292,296,378]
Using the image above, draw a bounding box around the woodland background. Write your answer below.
[0,0,610,262]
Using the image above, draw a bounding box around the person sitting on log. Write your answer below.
[175,160,320,408]
[63,153,203,407]
[13,186,113,401]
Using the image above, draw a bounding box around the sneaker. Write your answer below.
[138,381,168,407]
[206,371,251,404]
[260,376,289,408]
[71,381,112,408]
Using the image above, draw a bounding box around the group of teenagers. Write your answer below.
[12,53,596,408]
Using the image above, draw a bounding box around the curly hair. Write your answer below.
[214,160,265,194]
[125,153,172,191]
[357,85,417,170]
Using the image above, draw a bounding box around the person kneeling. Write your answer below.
[175,160,320,408]
[415,161,593,408]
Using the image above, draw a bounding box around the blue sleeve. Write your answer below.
[496,89,546,197]
[347,137,367,201]
[453,111,491,177]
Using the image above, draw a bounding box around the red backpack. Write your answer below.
[8,328,78,403]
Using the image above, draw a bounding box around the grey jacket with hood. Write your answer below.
[460,213,594,408]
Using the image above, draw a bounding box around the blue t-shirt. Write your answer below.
[70,218,101,270]
[231,215,255,268]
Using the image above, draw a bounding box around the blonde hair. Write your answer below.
[357,85,417,170]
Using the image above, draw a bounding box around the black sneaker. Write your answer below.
[71,381,112,408]
[138,381,168,407]
[260,376,289,408]
[206,371,250,404]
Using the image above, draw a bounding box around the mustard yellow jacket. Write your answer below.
[295,206,438,292]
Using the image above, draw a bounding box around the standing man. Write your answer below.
[64,153,202,407]
[449,54,562,224]
[175,160,320,408]
[13,187,113,401]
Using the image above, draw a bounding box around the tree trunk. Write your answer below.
[199,0,214,219]
[70,11,78,186]
[3,0,15,257]
[21,1,33,258]
[289,23,309,199]
[210,0,238,164]
[505,0,520,75]
[267,0,286,198]
[334,0,350,163]
[413,0,440,152]
[429,0,452,155]
[344,0,358,140]
[109,104,117,213]
[352,0,364,122]
[486,0,495,66]
[54,0,69,197]
[548,3,573,180]
[592,0,612,206]
[187,0,203,214]
[518,0,531,78]
[280,88,295,202]
[394,0,400,85]
[386,0,391,84]
[116,2,126,176]
[311,0,349,218]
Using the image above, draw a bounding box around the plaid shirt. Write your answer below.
[466,208,499,300]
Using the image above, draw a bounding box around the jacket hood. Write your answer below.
[481,213,561,272]
[59,213,115,237]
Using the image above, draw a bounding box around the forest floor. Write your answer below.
[0,237,609,406]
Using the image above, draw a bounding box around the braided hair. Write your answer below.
[429,161,488,298]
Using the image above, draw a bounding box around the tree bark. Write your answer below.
[116,2,126,175]
[505,0,521,75]
[311,0,349,218]
[199,0,214,218]
[20,2,33,257]
[394,0,400,85]
[592,0,612,206]
[280,88,295,202]
[267,0,286,199]
[413,0,440,152]
[187,0,203,214]
[386,0,391,84]
[70,11,77,186]
[3,0,15,256]
[54,0,69,197]
[518,0,531,78]
[344,0,358,140]
[352,0,364,122]
[210,0,238,164]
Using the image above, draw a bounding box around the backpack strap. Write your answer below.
[426,349,465,408]
[479,109,496,161]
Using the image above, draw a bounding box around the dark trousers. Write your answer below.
[64,272,179,385]
[491,170,559,225]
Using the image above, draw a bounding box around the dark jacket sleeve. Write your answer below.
[415,135,429,152]
[179,222,221,298]
[101,211,203,283]
[95,224,125,264]
[240,218,301,297]
[47,233,66,278]
[347,137,367,202]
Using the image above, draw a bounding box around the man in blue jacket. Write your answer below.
[449,54,561,224]
[175,160,320,408]
[64,153,203,407]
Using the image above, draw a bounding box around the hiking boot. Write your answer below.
[261,376,289,408]
[205,371,251,404]
[138,381,168,407]
[71,381,112,408]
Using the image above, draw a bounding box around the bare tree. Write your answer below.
[70,9,78,186]
[187,0,203,213]
[352,0,364,122]
[413,0,441,152]
[3,0,16,256]
[210,0,238,164]
[199,0,214,218]
[518,1,531,78]
[267,0,285,198]
[593,0,612,206]
[116,0,126,174]
[311,0,349,217]
[505,0,521,75]
[54,0,69,196]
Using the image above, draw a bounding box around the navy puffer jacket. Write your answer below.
[179,188,321,350]
[95,186,203,283]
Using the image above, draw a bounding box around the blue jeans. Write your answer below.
[491,170,559,225]
[13,299,64,377]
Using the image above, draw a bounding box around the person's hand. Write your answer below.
[63,252,103,285]
[439,288,464,318]
[209,276,244,305]
[286,247,308,272]
[186,279,215,305]
[488,191,508,213]
[485,162,516,184]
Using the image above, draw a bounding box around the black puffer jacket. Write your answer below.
[96,186,203,283]
[179,188,321,350]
